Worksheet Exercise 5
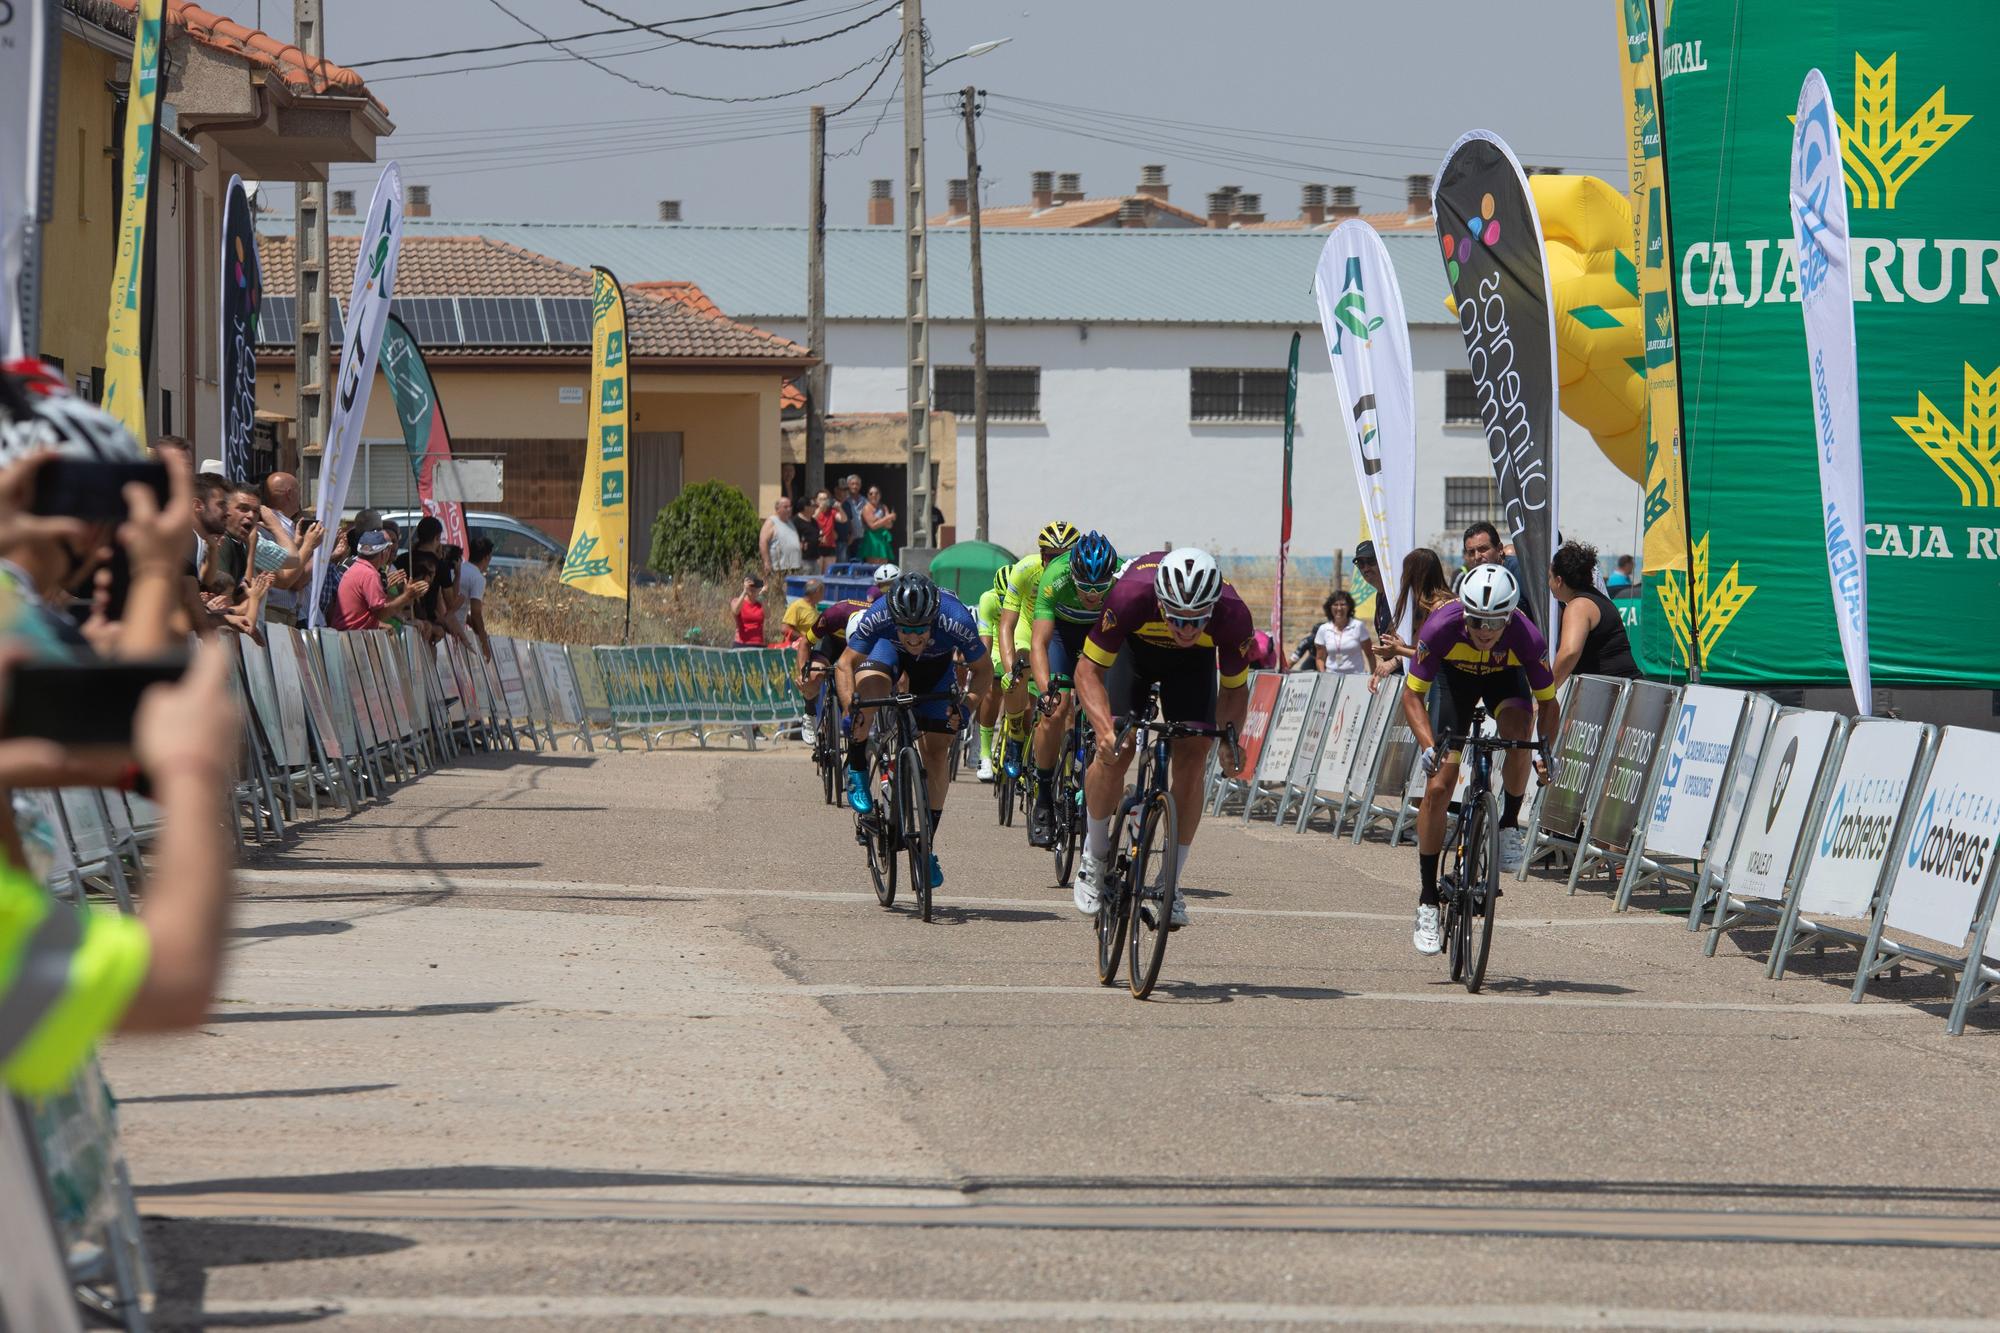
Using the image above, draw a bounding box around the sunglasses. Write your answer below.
[893,623,933,639]
[1466,614,1509,633]
[1164,613,1211,631]
[1076,580,1113,599]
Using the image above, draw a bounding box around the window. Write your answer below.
[1444,475,1502,534]
[1444,370,1482,426]
[472,520,559,561]
[934,366,1040,421]
[1190,368,1288,423]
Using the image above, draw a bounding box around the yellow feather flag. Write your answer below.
[100,0,164,440]
[561,267,630,598]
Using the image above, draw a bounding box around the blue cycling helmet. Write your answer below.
[1071,530,1118,588]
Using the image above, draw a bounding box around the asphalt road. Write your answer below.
[103,744,2000,1331]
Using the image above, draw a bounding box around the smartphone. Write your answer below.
[1,656,190,746]
[30,460,171,523]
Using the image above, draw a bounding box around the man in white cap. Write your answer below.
[331,529,428,631]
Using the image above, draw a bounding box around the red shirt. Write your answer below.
[815,509,837,549]
[734,595,767,646]
[333,559,388,631]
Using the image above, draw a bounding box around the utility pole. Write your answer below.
[900,0,932,560]
[804,104,828,499]
[961,85,988,543]
[293,0,331,490]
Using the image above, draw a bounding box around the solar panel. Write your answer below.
[539,297,593,346]
[392,297,463,346]
[457,296,546,346]
[259,295,296,347]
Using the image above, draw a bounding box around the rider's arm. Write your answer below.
[1401,679,1437,754]
[966,649,996,704]
[1030,617,1056,695]
[1075,655,1117,750]
[794,635,813,682]
[1215,682,1250,767]
[996,609,1020,669]
[1550,596,1596,689]
[835,644,862,707]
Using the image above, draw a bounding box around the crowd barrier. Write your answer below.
[1207,668,2000,1037]
[591,645,800,750]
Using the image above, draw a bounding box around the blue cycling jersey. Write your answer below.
[847,591,988,665]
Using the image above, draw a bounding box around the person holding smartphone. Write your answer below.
[331,530,428,631]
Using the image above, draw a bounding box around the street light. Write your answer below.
[929,37,1013,75]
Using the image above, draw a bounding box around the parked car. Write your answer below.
[377,511,563,579]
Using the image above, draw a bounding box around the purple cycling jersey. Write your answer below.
[1082,552,1256,688]
[1406,601,1558,702]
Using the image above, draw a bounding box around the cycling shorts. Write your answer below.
[1044,619,1090,689]
[856,647,959,733]
[1435,666,1531,762]
[1103,636,1217,726]
[808,639,843,668]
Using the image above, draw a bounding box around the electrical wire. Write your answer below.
[563,0,895,50]
[351,0,836,68]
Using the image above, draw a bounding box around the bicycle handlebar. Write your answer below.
[1440,733,1547,752]
[852,689,962,710]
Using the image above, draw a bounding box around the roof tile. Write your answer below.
[71,0,380,108]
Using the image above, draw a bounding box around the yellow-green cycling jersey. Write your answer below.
[1,861,149,1097]
[975,587,1004,650]
[1000,554,1047,655]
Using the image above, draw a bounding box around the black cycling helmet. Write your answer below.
[887,571,941,627]
[1071,530,1118,587]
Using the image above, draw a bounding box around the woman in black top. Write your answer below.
[1550,540,1639,687]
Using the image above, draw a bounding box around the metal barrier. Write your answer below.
[592,645,802,751]
[1702,708,1847,957]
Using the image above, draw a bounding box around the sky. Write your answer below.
[213,0,1631,226]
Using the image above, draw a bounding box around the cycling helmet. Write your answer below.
[1036,519,1081,557]
[1458,562,1521,621]
[887,571,940,627]
[992,566,1011,597]
[1070,530,1118,587]
[0,359,145,466]
[1153,547,1222,618]
[872,562,901,586]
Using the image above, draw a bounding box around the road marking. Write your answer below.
[143,1191,2000,1250]
[177,1296,2000,1329]
[234,868,1673,929]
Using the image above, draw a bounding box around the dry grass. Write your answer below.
[484,568,796,647]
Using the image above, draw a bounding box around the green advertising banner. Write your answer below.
[1658,3,1999,687]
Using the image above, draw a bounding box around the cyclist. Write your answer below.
[1071,548,1249,925]
[1400,563,1559,956]
[1026,530,1119,848]
[797,563,900,741]
[972,565,1010,782]
[839,573,995,887]
[994,521,1081,780]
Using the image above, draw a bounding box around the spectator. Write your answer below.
[406,551,446,646]
[732,574,767,647]
[760,495,803,583]
[858,485,896,562]
[227,481,296,599]
[1608,553,1638,597]
[1248,630,1281,672]
[790,493,823,573]
[809,490,839,573]
[1462,520,1519,584]
[1352,541,1393,640]
[826,483,851,562]
[332,530,427,631]
[1314,591,1375,674]
[457,536,495,659]
[840,475,866,562]
[782,577,822,647]
[257,471,321,626]
[379,518,401,564]
[1379,548,1454,682]
[151,434,192,468]
[1550,540,1639,687]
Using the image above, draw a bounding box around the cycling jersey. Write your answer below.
[1033,552,1106,627]
[807,597,872,659]
[847,591,987,667]
[975,587,1004,645]
[1082,551,1256,690]
[1407,602,1557,703]
[1000,554,1047,651]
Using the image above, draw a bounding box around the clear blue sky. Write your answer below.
[214,0,1629,225]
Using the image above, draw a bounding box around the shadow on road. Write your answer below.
[144,1218,415,1331]
[230,920,355,940]
[122,1084,397,1105]
[203,1001,524,1025]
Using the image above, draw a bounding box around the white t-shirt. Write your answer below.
[1314,618,1370,673]
[453,560,487,631]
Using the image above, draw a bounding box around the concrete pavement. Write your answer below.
[102,745,2000,1330]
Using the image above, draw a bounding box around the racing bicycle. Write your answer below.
[1435,703,1544,992]
[852,687,960,924]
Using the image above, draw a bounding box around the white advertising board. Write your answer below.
[1708,693,1778,876]
[1315,676,1378,796]
[1646,685,1748,861]
[1795,718,1927,920]
[1345,679,1401,802]
[1883,726,2000,950]
[1286,673,1345,791]
[1256,673,1319,785]
[1725,710,1840,902]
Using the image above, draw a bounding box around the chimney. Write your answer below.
[1055,172,1084,203]
[332,189,356,217]
[1136,164,1169,201]
[1300,183,1327,226]
[1031,170,1055,209]
[1329,184,1360,219]
[404,184,431,218]
[1232,192,1264,225]
[1529,164,1565,177]
[1406,173,1433,220]
[1118,198,1148,228]
[947,178,969,218]
[657,200,682,222]
[867,178,893,226]
[1205,190,1232,229]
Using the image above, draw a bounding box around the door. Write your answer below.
[630,431,683,574]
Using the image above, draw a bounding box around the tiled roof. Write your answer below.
[256,233,813,361]
[632,280,724,319]
[69,0,381,109]
[928,195,1207,230]
[268,218,1456,327]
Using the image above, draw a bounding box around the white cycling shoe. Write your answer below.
[1073,851,1105,917]
[976,756,995,783]
[800,717,817,746]
[1414,904,1443,955]
[1169,892,1189,929]
[1499,826,1525,874]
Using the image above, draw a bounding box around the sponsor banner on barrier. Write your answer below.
[1591,679,1678,853]
[1256,673,1319,784]
[1725,710,1840,901]
[1315,676,1374,797]
[1646,684,1745,859]
[1226,673,1284,781]
[1345,680,1399,802]
[1371,692,1422,803]
[1708,692,1777,872]
[1539,677,1623,838]
[1884,726,2000,950]
[1797,718,1926,919]
[1287,674,1345,791]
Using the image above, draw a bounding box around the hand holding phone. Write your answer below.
[1,656,191,746]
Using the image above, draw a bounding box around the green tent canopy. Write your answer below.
[927,540,1018,604]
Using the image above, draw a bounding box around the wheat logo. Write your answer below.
[1826,53,1969,209]
[1895,363,2000,507]
[1655,533,1756,670]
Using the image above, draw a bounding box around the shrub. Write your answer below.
[648,480,759,580]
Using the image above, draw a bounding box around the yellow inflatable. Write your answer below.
[1530,174,1645,483]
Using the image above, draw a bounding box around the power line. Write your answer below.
[352,0,834,67]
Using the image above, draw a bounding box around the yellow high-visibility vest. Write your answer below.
[0,863,149,1097]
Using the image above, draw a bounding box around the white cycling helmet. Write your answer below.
[1153,547,1222,617]
[872,562,901,586]
[1458,562,1521,621]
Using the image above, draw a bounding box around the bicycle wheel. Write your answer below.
[1095,798,1132,987]
[996,767,1016,827]
[865,745,897,909]
[1463,793,1500,993]
[1051,747,1079,887]
[1127,789,1178,1000]
[900,744,932,921]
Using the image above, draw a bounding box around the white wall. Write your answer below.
[764,318,1642,567]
